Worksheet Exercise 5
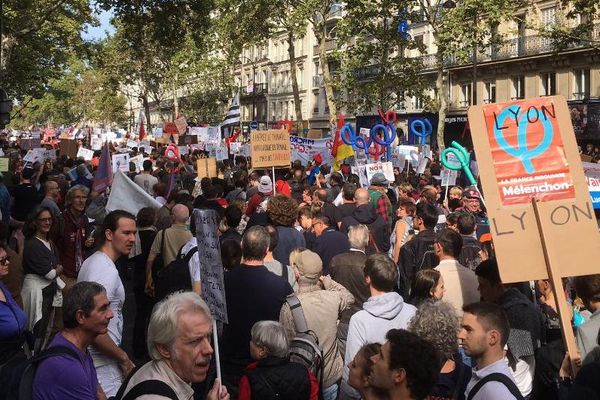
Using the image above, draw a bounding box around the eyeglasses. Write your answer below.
[37,217,52,223]
[0,256,10,265]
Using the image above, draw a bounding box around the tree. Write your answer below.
[334,1,426,114]
[1,0,94,99]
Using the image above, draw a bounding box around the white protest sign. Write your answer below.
[126,139,139,148]
[130,155,145,172]
[91,137,103,150]
[416,156,428,174]
[67,166,93,181]
[112,153,130,173]
[351,165,370,187]
[229,142,241,154]
[422,144,432,159]
[359,127,370,136]
[391,153,406,171]
[23,149,44,164]
[76,147,94,161]
[152,127,163,138]
[240,144,251,157]
[365,162,395,183]
[216,145,229,161]
[445,152,461,169]
[440,168,458,186]
[194,209,228,323]
[397,145,420,167]
[289,136,334,166]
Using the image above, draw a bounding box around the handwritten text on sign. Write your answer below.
[484,99,574,205]
[194,209,228,323]
[251,130,291,168]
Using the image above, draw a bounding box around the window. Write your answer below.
[413,96,424,110]
[313,93,319,113]
[541,7,556,25]
[461,83,472,107]
[541,72,556,96]
[512,75,525,99]
[574,69,590,100]
[485,81,496,103]
[414,35,424,52]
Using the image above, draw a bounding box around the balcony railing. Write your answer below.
[241,83,268,96]
[313,39,336,55]
[419,23,600,70]
[271,84,294,94]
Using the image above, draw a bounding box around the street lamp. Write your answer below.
[442,0,478,106]
[239,55,257,123]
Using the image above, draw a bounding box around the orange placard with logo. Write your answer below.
[483,98,575,206]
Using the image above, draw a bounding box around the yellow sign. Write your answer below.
[250,130,291,169]
[0,158,8,172]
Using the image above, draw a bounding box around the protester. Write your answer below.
[238,320,318,400]
[221,226,293,398]
[77,210,136,397]
[279,249,354,400]
[368,173,393,226]
[347,343,388,400]
[459,302,523,400]
[341,253,416,400]
[408,269,445,307]
[11,167,43,223]
[409,300,471,399]
[340,188,390,254]
[573,274,600,364]
[219,205,243,245]
[33,281,111,400]
[246,175,272,217]
[264,225,297,290]
[369,329,440,400]
[390,200,415,263]
[0,242,27,350]
[118,292,229,400]
[268,195,305,265]
[134,159,158,195]
[40,180,61,217]
[457,213,482,271]
[338,182,357,218]
[311,213,350,274]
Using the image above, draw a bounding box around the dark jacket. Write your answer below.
[499,287,543,362]
[459,234,482,271]
[273,226,305,266]
[220,228,242,245]
[311,229,350,275]
[329,250,370,324]
[238,357,318,400]
[340,205,390,254]
[397,228,439,298]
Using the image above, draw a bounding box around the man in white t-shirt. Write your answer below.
[78,210,137,397]
[134,160,158,196]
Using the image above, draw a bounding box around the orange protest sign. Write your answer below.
[483,98,574,206]
[250,130,291,169]
[197,157,217,179]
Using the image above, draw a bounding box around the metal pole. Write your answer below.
[472,15,478,106]
[252,63,256,122]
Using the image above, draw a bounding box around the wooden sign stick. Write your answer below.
[531,198,579,375]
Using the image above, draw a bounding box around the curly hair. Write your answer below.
[267,195,298,227]
[408,300,458,361]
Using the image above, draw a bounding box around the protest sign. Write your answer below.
[59,139,78,159]
[164,122,178,135]
[207,126,221,143]
[0,158,9,172]
[216,145,228,161]
[197,158,217,179]
[251,130,291,168]
[91,137,103,150]
[189,126,204,137]
[193,209,228,323]
[289,135,333,166]
[126,140,138,149]
[470,96,600,371]
[229,142,241,154]
[129,155,145,172]
[112,153,130,173]
[440,168,458,187]
[397,145,419,167]
[351,165,370,187]
[152,127,163,138]
[365,162,394,183]
[240,144,251,157]
[23,149,44,164]
[416,156,428,174]
[177,146,189,156]
[77,147,94,161]
[583,162,600,209]
[390,153,406,171]
[307,129,322,139]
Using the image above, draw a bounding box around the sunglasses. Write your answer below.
[0,256,10,265]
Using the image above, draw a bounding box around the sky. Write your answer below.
[81,9,115,41]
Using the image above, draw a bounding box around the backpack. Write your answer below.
[114,362,178,400]
[466,372,524,400]
[285,295,324,388]
[5,345,80,400]
[155,245,197,301]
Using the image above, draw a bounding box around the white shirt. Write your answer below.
[134,173,158,196]
[181,237,201,285]
[78,251,125,367]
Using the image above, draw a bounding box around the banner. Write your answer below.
[483,98,574,206]
[251,130,291,168]
[193,209,228,323]
[106,170,161,214]
[289,135,333,166]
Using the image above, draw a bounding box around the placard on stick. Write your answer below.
[469,95,600,367]
[250,130,291,169]
[197,157,217,179]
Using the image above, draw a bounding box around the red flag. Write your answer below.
[331,113,345,157]
[139,119,146,141]
[92,142,113,193]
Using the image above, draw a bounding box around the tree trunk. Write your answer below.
[172,79,179,120]
[142,93,151,133]
[316,29,338,136]
[287,31,303,134]
[435,52,447,150]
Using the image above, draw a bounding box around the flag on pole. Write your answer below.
[92,142,113,193]
[221,94,240,137]
[332,114,355,171]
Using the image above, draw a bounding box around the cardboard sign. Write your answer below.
[0,158,9,172]
[250,130,291,168]
[60,139,79,159]
[112,153,130,173]
[469,95,600,283]
[307,129,322,139]
[365,162,394,183]
[193,209,228,323]
[197,158,217,179]
[483,97,574,206]
[76,147,94,161]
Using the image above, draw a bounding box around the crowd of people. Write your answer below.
[0,135,599,400]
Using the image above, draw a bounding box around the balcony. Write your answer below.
[353,64,382,81]
[313,39,336,56]
[573,92,590,100]
[271,84,294,94]
[312,75,324,88]
[240,83,268,96]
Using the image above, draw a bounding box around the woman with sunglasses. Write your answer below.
[20,206,64,351]
[0,242,27,352]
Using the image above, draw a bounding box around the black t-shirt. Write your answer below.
[11,183,42,221]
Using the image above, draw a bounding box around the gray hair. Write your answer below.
[63,281,106,329]
[408,300,458,361]
[251,321,289,358]
[147,291,212,361]
[348,224,369,250]
[66,184,90,206]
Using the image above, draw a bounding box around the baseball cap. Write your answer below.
[370,172,390,186]
[462,186,481,199]
[295,250,323,279]
[258,176,273,194]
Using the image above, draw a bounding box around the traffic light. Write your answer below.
[0,89,11,129]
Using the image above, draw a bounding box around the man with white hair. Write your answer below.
[145,204,192,297]
[118,292,229,399]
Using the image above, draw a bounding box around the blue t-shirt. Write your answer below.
[33,333,98,400]
[0,281,26,340]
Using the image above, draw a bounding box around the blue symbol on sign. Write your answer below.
[341,124,372,157]
[250,121,258,130]
[410,118,432,145]
[370,123,396,162]
[493,105,554,174]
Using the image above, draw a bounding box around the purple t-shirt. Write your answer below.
[33,333,98,400]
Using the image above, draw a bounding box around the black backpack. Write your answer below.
[5,345,80,400]
[466,372,524,400]
[155,245,197,301]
